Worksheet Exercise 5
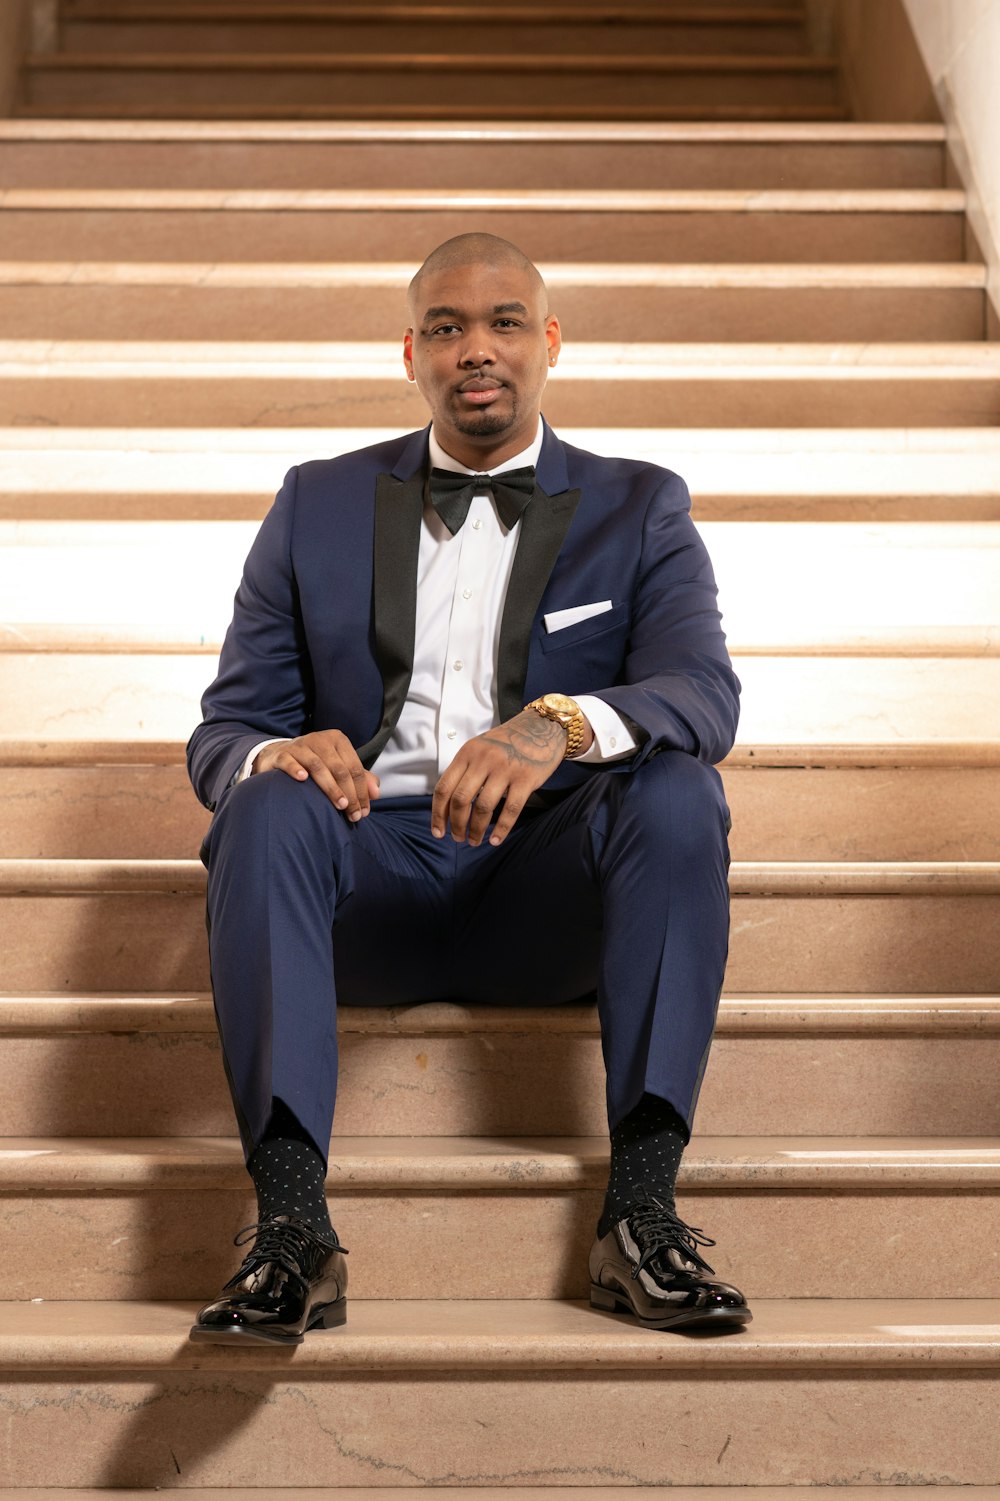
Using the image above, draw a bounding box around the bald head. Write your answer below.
[408,233,548,318]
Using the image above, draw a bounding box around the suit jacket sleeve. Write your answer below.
[186,466,313,809]
[588,472,740,767]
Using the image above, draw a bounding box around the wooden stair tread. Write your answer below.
[3,1296,1000,1369]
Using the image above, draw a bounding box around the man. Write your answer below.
[186,232,749,1345]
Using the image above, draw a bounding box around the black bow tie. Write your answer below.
[428,465,536,535]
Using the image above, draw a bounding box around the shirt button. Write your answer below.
[471,519,483,531]
[446,729,457,740]
[453,659,464,672]
[462,588,473,600]
[610,737,617,748]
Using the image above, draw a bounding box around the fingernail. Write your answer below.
[489,835,502,846]
[336,798,348,809]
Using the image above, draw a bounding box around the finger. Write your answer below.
[267,746,309,781]
[283,747,350,808]
[322,758,368,819]
[327,737,373,819]
[488,789,527,846]
[366,771,381,800]
[466,777,509,847]
[344,765,372,821]
[445,773,487,844]
[432,762,464,838]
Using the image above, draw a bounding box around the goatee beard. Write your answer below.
[453,392,516,440]
[454,411,511,438]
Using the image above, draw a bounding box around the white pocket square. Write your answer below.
[543,600,614,634]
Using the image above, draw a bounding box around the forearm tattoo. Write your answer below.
[480,713,565,767]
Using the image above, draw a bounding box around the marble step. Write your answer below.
[11,1492,998,1501]
[2,426,996,522]
[0,188,964,263]
[59,6,810,56]
[0,1298,998,1486]
[62,0,809,10]
[3,340,997,429]
[5,519,998,658]
[3,653,998,748]
[21,52,844,117]
[1,857,997,992]
[0,120,948,190]
[4,744,997,862]
[2,993,998,1139]
[1,261,985,343]
[2,1133,1000,1302]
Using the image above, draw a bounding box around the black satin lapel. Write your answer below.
[496,484,582,724]
[356,471,424,768]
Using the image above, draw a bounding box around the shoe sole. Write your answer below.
[590,1282,752,1331]
[188,1297,347,1345]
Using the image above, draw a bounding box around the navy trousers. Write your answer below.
[203,750,732,1162]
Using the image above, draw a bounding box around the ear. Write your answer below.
[403,330,416,382]
[544,315,562,367]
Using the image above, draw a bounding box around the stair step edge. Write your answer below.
[3,993,1000,1036]
[4,1297,1000,1370]
[0,187,965,212]
[3,1134,1000,1191]
[2,858,999,897]
[1,741,996,768]
[0,120,949,142]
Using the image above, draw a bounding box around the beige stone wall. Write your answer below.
[902,0,1000,332]
[0,0,30,116]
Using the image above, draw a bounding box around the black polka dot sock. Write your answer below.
[248,1100,333,1239]
[598,1092,689,1237]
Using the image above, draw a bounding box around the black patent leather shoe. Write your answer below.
[589,1189,751,1331]
[190,1214,348,1346]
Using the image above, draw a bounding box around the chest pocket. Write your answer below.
[539,601,629,655]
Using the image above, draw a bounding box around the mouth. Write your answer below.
[457,380,505,406]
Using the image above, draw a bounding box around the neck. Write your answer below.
[434,421,540,472]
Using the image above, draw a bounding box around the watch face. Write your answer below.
[543,693,578,716]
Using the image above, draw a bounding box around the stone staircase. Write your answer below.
[1,0,1000,1493]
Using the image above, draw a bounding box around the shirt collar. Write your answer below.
[428,421,543,478]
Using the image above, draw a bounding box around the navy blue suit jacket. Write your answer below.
[187,421,740,814]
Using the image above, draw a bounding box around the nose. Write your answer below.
[458,340,494,368]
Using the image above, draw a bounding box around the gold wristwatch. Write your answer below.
[524,692,588,759]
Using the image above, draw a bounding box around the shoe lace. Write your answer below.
[224,1216,348,1291]
[628,1199,717,1278]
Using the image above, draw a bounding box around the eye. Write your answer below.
[428,322,460,337]
[494,319,521,330]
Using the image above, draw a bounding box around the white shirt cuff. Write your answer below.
[238,738,288,781]
[572,696,637,764]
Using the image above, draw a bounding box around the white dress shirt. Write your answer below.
[241,423,636,794]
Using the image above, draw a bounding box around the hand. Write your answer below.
[432,708,591,847]
[253,731,380,821]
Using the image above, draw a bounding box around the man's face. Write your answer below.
[403,259,561,465]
